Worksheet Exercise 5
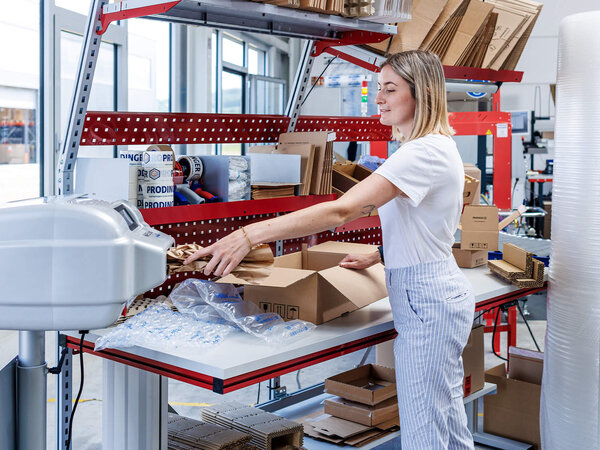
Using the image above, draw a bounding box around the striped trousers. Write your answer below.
[386,257,475,450]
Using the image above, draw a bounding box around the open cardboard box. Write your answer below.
[332,162,373,194]
[484,347,543,449]
[463,174,480,206]
[324,396,398,427]
[324,364,396,406]
[218,241,386,325]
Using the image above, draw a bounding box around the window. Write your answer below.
[248,46,266,75]
[128,19,170,112]
[0,0,40,203]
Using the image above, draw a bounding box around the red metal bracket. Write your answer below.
[313,30,391,73]
[99,0,180,35]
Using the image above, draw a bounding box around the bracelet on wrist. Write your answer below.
[240,226,253,250]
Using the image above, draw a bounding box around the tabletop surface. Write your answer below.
[66,266,530,380]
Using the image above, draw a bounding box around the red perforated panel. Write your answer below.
[81,112,393,145]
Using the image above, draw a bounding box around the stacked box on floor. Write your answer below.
[301,364,399,446]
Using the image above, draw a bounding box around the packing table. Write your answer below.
[59,265,545,449]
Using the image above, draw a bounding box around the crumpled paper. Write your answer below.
[167,243,274,282]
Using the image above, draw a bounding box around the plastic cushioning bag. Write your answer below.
[94,279,315,353]
[170,279,316,343]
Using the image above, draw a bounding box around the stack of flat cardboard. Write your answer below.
[484,347,543,448]
[488,243,545,288]
[343,0,375,18]
[278,132,334,195]
[168,413,252,449]
[366,0,541,71]
[251,185,297,199]
[249,144,315,196]
[201,402,304,450]
[249,0,301,9]
[302,364,399,446]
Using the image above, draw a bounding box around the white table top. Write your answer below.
[67,266,537,381]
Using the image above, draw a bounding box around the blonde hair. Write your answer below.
[381,50,454,142]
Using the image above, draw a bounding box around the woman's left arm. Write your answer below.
[184,173,401,276]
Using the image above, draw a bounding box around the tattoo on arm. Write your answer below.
[361,204,376,215]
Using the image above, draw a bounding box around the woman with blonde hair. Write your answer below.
[185,50,475,449]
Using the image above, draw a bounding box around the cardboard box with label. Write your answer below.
[464,163,481,205]
[218,241,387,325]
[484,347,543,449]
[462,324,484,396]
[452,243,487,268]
[324,364,396,406]
[460,205,526,251]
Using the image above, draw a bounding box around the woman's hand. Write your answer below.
[338,251,381,270]
[183,229,251,277]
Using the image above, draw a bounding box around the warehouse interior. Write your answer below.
[1,0,599,449]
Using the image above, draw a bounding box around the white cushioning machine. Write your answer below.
[0,196,175,330]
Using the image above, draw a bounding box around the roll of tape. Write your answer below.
[178,155,204,181]
[143,150,174,165]
[141,165,173,182]
[119,150,144,165]
[142,199,174,209]
[140,180,175,198]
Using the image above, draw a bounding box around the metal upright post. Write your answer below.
[56,0,108,195]
[285,40,316,133]
[17,331,46,450]
[57,336,73,450]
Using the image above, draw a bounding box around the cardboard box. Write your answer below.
[508,347,543,385]
[219,241,387,324]
[324,396,398,427]
[460,205,500,251]
[462,324,484,396]
[452,243,487,268]
[484,350,543,449]
[463,174,479,206]
[542,201,552,239]
[325,364,396,406]
[332,162,373,194]
[463,163,481,205]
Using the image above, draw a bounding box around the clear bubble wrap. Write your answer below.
[94,279,316,353]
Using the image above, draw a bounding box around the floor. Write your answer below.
[0,293,547,450]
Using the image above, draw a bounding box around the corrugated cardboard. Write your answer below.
[463,163,481,205]
[463,174,479,206]
[460,205,499,251]
[462,324,484,396]
[306,241,378,271]
[452,243,487,268]
[508,347,543,385]
[218,241,387,324]
[325,364,396,406]
[332,162,373,194]
[324,396,398,427]
[484,361,542,449]
[442,0,494,66]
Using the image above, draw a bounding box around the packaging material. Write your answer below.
[462,324,484,396]
[452,243,487,268]
[201,401,304,450]
[278,131,334,195]
[508,346,543,385]
[484,357,543,448]
[542,200,552,239]
[324,396,398,427]
[325,364,396,406]
[218,241,387,324]
[139,146,175,208]
[94,303,235,353]
[119,150,144,207]
[332,162,373,195]
[488,243,544,288]
[177,155,204,181]
[302,410,398,447]
[460,205,500,250]
[166,243,274,280]
[463,174,480,206]
[168,413,252,449]
[169,279,316,344]
[249,143,315,195]
[198,155,251,202]
[463,163,481,205]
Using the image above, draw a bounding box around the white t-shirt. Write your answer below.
[374,134,464,268]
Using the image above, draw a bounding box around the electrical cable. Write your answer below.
[517,301,542,352]
[256,382,261,405]
[67,330,88,450]
[296,369,302,390]
[491,308,508,361]
[300,56,338,107]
